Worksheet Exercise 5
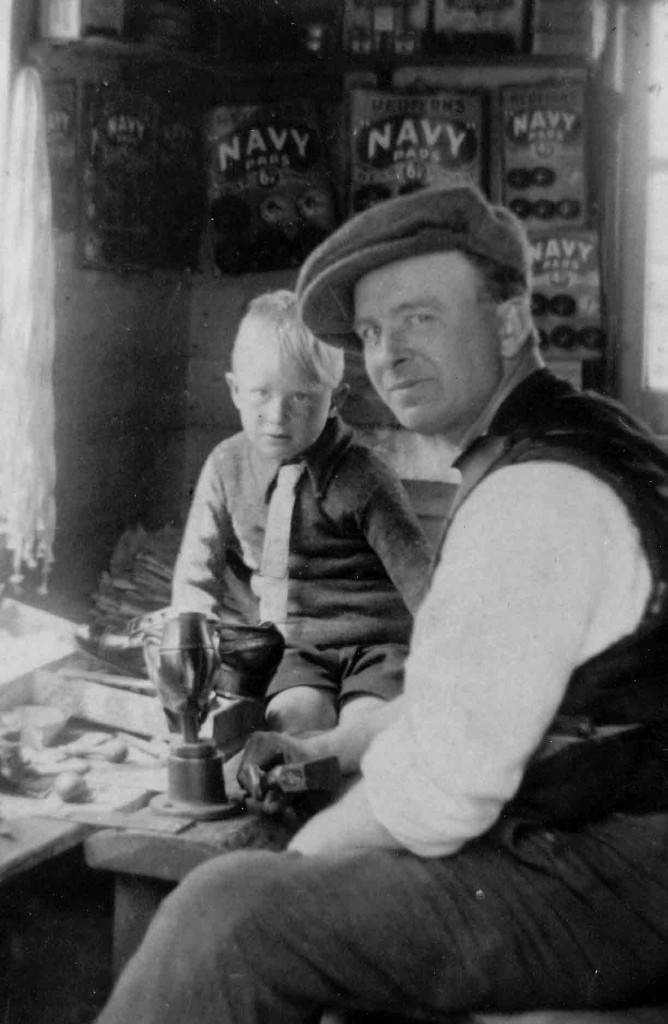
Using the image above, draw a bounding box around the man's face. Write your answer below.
[353,251,504,441]
[227,335,333,463]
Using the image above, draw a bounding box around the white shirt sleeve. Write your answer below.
[361,461,652,857]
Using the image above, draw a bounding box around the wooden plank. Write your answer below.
[0,599,80,688]
[31,668,170,739]
[1,762,166,823]
[55,668,156,697]
[84,813,296,883]
[64,808,192,835]
[84,828,223,883]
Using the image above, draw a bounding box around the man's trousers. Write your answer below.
[95,813,668,1024]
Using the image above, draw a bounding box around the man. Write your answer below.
[95,185,668,1024]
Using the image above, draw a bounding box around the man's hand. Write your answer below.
[237,731,327,813]
[289,780,402,856]
[235,697,404,815]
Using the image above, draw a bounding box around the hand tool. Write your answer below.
[242,756,342,803]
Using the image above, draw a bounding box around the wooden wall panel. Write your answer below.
[49,236,190,601]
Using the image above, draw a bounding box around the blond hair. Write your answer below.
[232,290,344,388]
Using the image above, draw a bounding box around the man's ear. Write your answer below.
[496,296,532,358]
[225,372,240,410]
[329,383,350,416]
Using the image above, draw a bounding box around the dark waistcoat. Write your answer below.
[451,369,668,826]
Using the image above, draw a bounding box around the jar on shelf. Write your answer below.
[39,0,126,40]
[140,0,195,51]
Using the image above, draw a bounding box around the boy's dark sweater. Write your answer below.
[172,415,432,648]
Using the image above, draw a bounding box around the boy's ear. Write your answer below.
[225,372,240,409]
[496,296,532,359]
[329,383,350,416]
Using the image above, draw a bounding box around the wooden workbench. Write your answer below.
[0,601,295,980]
[1,784,296,978]
[84,809,297,975]
[0,813,89,885]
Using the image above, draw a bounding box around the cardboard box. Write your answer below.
[83,0,124,35]
[78,83,159,270]
[204,99,337,274]
[531,0,602,59]
[344,0,429,56]
[500,79,588,229]
[433,0,527,49]
[43,80,78,233]
[349,87,486,215]
[31,668,169,739]
[530,227,605,360]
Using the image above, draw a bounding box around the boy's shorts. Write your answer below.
[265,642,407,707]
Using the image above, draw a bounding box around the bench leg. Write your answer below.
[112,875,174,979]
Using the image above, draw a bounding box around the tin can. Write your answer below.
[39,0,82,40]
[82,0,125,37]
[39,0,124,40]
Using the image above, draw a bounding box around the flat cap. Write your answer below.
[296,183,531,348]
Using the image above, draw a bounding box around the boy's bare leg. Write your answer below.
[265,686,338,734]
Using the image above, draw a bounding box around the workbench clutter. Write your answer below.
[137,610,341,819]
[0,701,168,817]
[0,613,337,837]
[144,613,270,819]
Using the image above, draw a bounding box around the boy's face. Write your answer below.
[226,338,334,463]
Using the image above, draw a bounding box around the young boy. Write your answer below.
[171,290,432,734]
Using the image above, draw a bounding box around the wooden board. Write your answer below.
[1,759,168,823]
[64,807,192,835]
[0,759,174,884]
[0,599,80,689]
[84,811,296,883]
[31,667,169,739]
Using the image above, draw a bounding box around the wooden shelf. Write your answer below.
[29,37,590,80]
[542,346,603,362]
